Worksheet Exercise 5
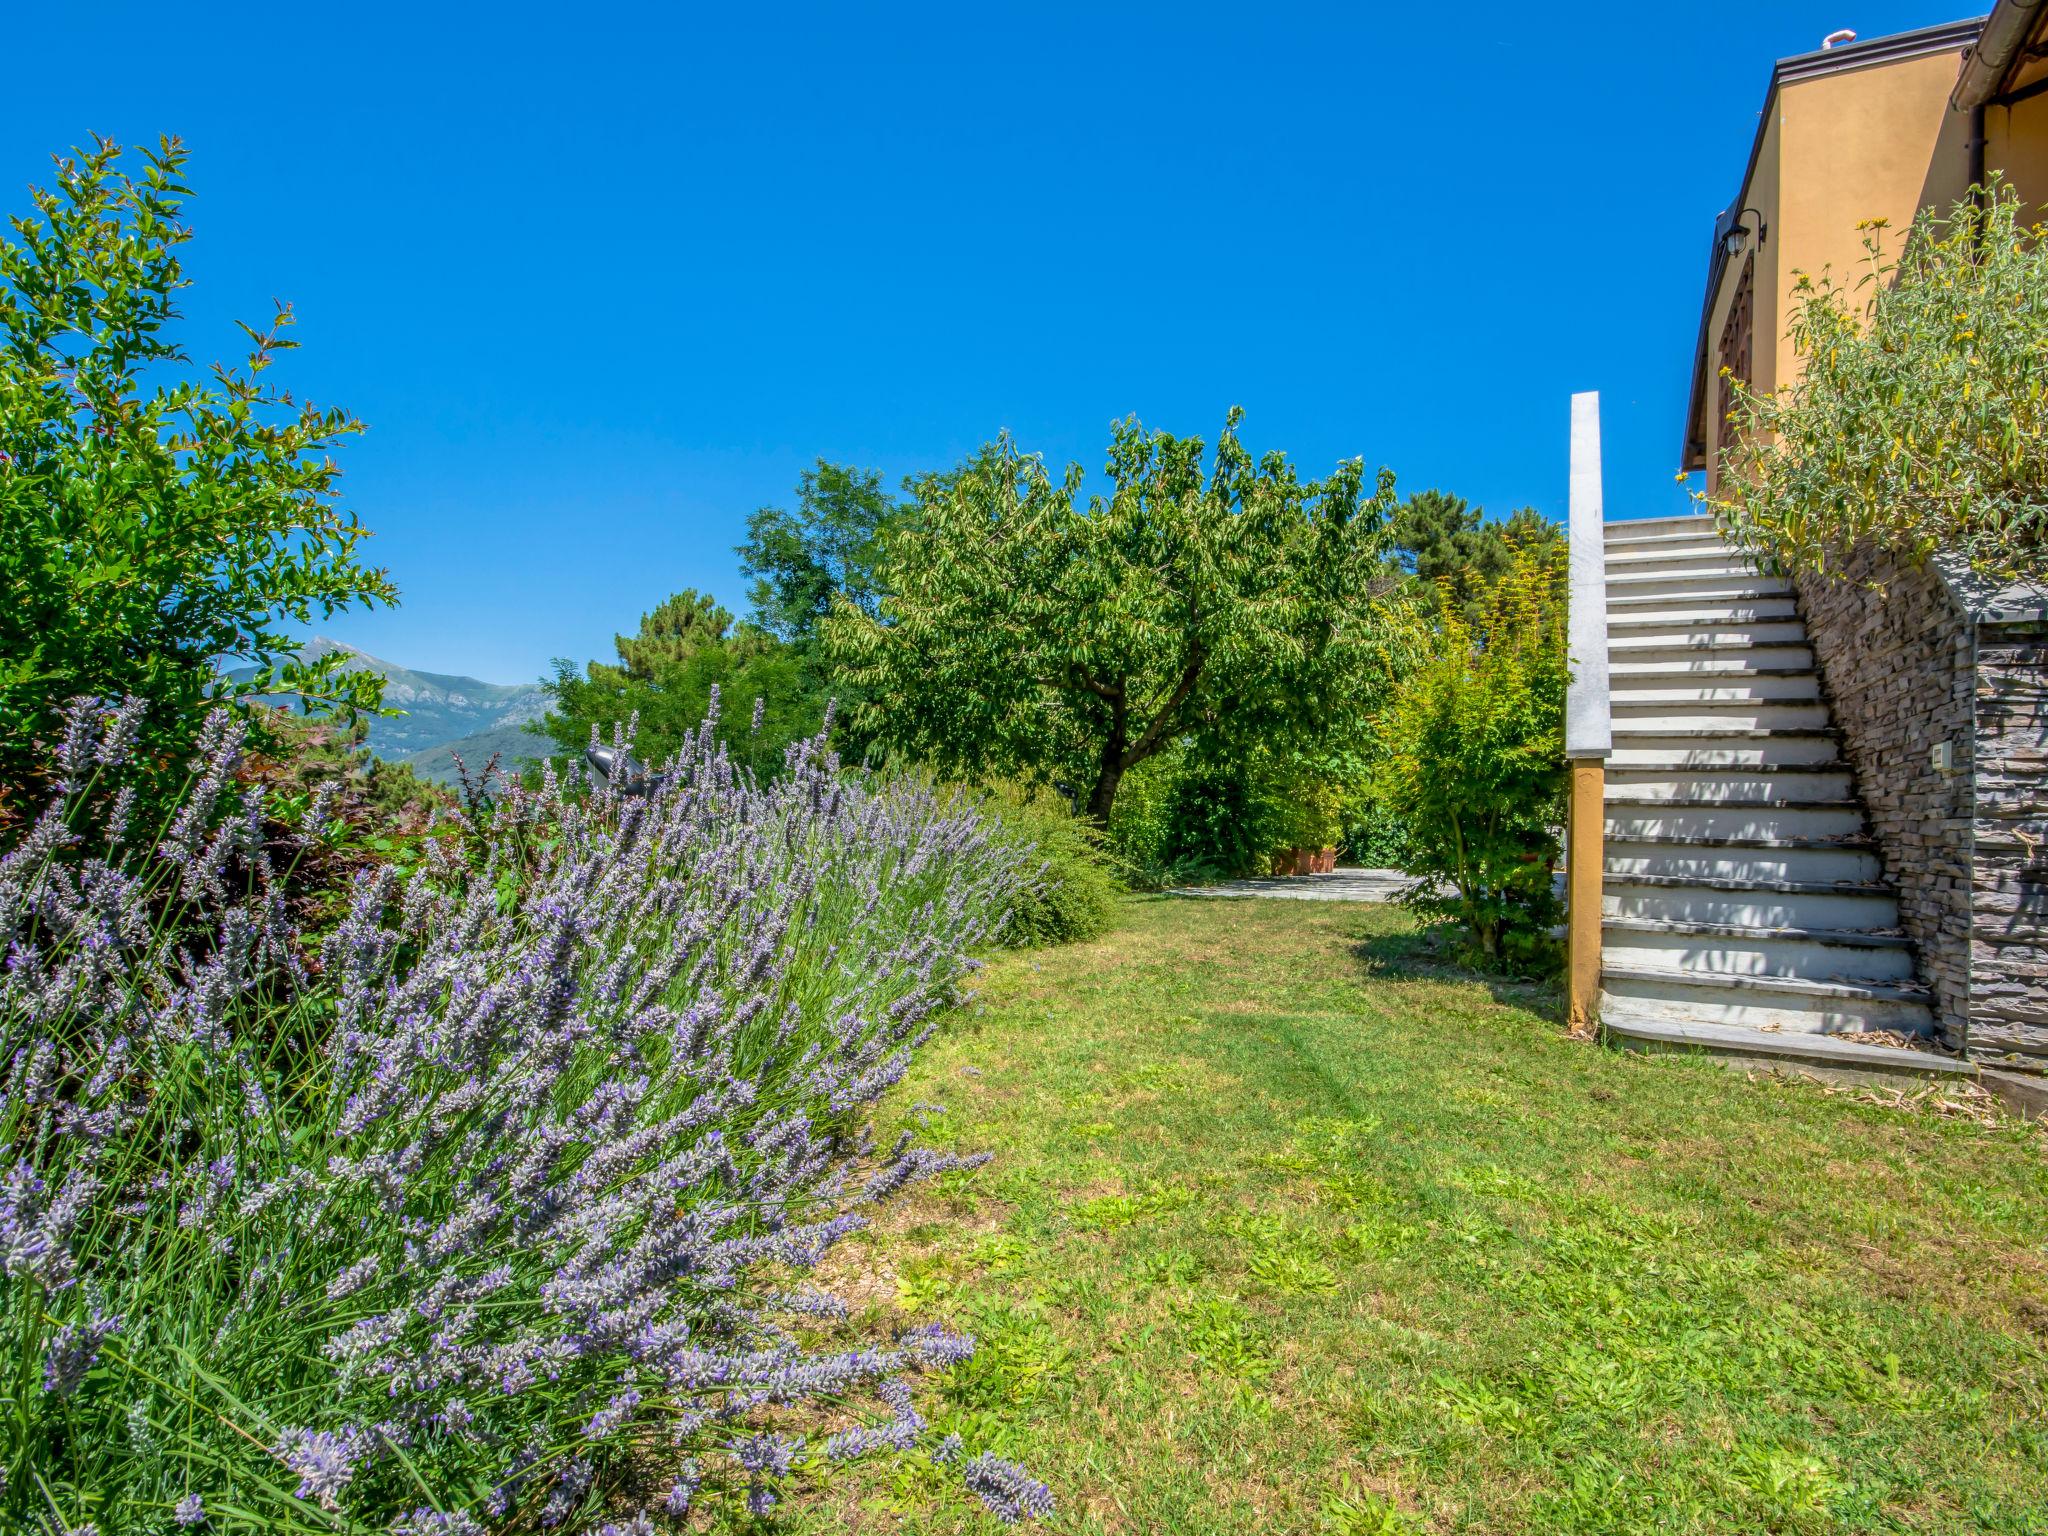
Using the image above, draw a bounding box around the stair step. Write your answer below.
[1610,725,1839,739]
[1612,701,1832,732]
[1608,634,1810,655]
[1604,547,1754,572]
[1612,675,1822,704]
[1609,655,1816,678]
[1604,769,1854,805]
[1609,741,1844,769]
[1603,915,1911,948]
[1602,963,1929,1005]
[1604,871,1891,896]
[1604,802,1867,841]
[1605,571,1793,597]
[1602,526,1730,551]
[1604,832,1876,851]
[1602,515,1717,539]
[1601,1013,1961,1080]
[1605,839,1883,891]
[1603,925,1918,982]
[1603,881,1899,934]
[1604,597,1800,625]
[1606,620,1811,646]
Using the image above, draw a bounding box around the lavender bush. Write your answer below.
[0,696,1052,1532]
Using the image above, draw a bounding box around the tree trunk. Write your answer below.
[1086,760,1123,828]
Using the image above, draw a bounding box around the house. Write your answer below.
[1563,7,2048,1099]
[1683,9,2048,490]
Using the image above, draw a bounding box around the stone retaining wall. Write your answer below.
[1972,621,2048,1057]
[1793,544,2048,1061]
[1793,547,1976,1050]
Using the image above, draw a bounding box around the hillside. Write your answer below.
[229,638,557,784]
[404,719,555,785]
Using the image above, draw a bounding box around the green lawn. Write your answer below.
[780,897,2048,1534]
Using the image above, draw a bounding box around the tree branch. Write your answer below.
[1118,642,1206,771]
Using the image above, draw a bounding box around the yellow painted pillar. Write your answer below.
[1566,757,1605,1038]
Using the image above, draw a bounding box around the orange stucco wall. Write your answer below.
[1772,51,1975,387]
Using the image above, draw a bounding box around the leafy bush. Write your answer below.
[1372,544,1567,972]
[0,698,1051,1531]
[981,786,1120,947]
[1712,181,2048,580]
[541,590,823,780]
[0,138,395,828]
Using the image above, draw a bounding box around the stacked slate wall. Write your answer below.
[1972,621,2048,1059]
[1793,543,2048,1061]
[1792,547,1975,1050]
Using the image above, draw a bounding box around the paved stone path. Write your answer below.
[1169,867,1411,903]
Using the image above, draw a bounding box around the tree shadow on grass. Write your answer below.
[1350,919,1564,1024]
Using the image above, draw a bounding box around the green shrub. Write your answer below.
[0,138,395,830]
[1712,181,2048,580]
[984,785,1121,945]
[1342,793,1418,868]
[1372,543,1567,972]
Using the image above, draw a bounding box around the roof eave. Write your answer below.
[1953,0,2048,106]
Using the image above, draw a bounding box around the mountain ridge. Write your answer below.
[228,638,556,783]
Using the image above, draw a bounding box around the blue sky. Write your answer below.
[4,2,1959,683]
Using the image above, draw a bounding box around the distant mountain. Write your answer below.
[405,719,556,786]
[228,637,557,784]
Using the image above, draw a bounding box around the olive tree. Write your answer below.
[826,410,1396,825]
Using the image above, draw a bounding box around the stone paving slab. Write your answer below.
[1168,868,1411,903]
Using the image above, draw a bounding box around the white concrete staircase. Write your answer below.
[1593,514,1964,1078]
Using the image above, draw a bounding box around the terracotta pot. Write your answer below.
[1270,851,1295,877]
[1314,846,1337,874]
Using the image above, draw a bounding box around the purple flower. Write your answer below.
[2,695,1047,1520]
[962,1452,1056,1523]
[274,1425,363,1506]
[173,1494,206,1527]
[41,1308,121,1396]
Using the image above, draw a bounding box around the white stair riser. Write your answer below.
[1605,565,1785,589]
[1607,645,1814,674]
[1603,886,1899,930]
[1605,805,1864,840]
[1606,844,1882,885]
[1613,702,1831,731]
[1612,675,1821,705]
[1604,931,1916,982]
[1599,989,1934,1037]
[1610,736,1841,768]
[1604,556,1757,582]
[1603,516,1719,537]
[1605,542,1737,567]
[1609,622,1811,648]
[1605,599,1799,625]
[1605,581,1785,606]
[1604,770,1853,804]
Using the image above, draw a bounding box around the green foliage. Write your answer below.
[737,459,905,648]
[0,137,395,821]
[827,411,1397,826]
[1373,541,1567,972]
[980,785,1121,947]
[1386,490,1560,624]
[1711,181,2048,579]
[540,588,822,777]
